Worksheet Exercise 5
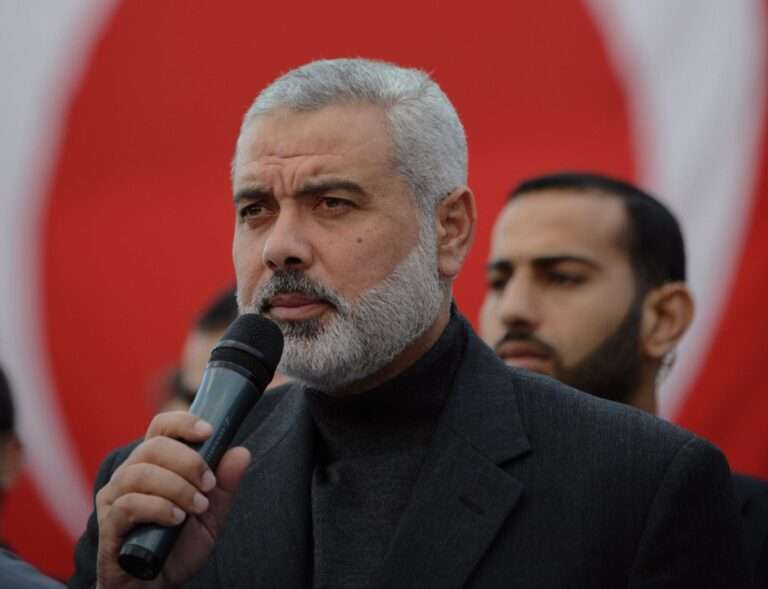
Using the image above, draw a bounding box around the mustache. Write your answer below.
[252,270,344,314]
[494,329,558,358]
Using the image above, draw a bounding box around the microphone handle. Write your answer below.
[118,364,262,580]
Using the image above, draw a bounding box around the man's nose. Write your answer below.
[498,275,541,330]
[262,208,313,272]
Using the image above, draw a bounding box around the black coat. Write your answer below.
[734,473,768,587]
[70,320,746,588]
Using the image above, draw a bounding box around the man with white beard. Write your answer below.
[71,59,745,588]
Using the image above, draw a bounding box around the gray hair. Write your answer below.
[235,58,468,215]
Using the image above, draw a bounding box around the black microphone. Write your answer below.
[118,313,284,580]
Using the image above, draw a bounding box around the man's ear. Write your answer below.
[0,433,23,491]
[435,186,476,280]
[640,282,694,360]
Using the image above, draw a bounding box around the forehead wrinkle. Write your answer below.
[236,152,347,199]
[235,105,402,203]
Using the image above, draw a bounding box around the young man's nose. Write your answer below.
[498,276,541,330]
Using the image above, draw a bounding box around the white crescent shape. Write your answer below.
[0,0,119,537]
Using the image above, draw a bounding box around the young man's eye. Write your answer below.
[547,272,584,285]
[486,275,508,291]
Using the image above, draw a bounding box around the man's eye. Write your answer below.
[239,203,270,221]
[318,197,349,210]
[547,272,584,285]
[487,276,508,291]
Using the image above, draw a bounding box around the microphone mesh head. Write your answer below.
[214,314,284,372]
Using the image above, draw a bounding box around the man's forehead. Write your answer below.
[491,189,630,260]
[233,104,395,186]
[238,104,391,153]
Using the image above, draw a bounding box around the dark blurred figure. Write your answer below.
[154,285,289,412]
[179,285,241,401]
[479,171,768,586]
[150,367,197,414]
[0,365,64,587]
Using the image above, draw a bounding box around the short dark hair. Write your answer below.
[510,172,686,290]
[195,285,238,332]
[0,364,15,434]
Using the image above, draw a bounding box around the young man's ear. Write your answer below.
[0,433,23,491]
[640,282,694,360]
[435,187,476,280]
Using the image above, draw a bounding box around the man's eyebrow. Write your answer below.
[531,255,602,270]
[485,255,602,273]
[486,259,513,273]
[233,179,366,205]
[233,186,272,205]
[296,178,366,198]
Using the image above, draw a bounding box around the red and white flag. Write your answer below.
[1,0,765,577]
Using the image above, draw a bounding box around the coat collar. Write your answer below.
[439,319,531,465]
[373,320,531,589]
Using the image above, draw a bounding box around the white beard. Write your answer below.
[238,228,446,392]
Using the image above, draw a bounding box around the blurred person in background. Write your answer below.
[154,285,289,413]
[0,365,64,587]
[177,285,240,404]
[479,171,768,586]
[150,367,199,414]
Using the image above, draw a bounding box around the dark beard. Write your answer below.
[554,301,643,405]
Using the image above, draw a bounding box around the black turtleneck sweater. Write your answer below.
[305,312,466,589]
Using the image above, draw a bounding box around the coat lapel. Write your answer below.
[374,328,531,589]
[216,384,315,589]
